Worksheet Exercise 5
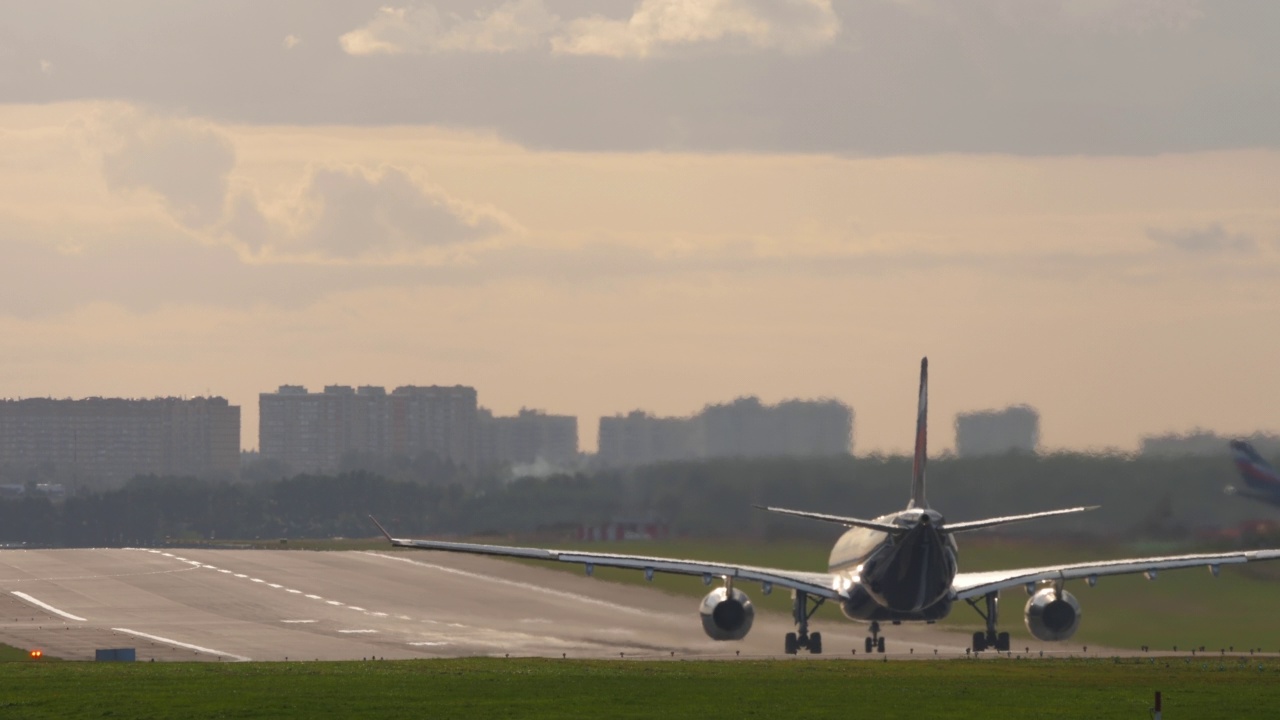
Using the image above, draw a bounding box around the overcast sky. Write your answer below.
[2,0,1278,453]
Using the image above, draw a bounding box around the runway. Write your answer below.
[1,547,1051,662]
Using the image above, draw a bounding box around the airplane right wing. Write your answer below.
[371,517,845,599]
[951,548,1280,601]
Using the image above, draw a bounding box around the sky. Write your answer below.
[2,0,1278,454]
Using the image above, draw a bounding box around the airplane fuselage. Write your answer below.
[828,508,958,622]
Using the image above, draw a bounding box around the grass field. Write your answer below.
[1,656,1277,719]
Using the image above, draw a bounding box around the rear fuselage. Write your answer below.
[828,508,958,622]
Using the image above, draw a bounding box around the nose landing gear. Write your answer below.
[863,622,886,653]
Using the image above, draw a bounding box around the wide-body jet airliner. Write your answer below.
[374,359,1280,654]
[1226,439,1280,508]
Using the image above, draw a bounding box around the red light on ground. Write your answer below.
[29,649,43,659]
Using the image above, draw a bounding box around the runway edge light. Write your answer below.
[29,649,43,659]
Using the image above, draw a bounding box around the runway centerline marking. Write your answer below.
[282,619,317,624]
[305,594,323,600]
[113,627,251,662]
[338,629,377,634]
[11,591,87,622]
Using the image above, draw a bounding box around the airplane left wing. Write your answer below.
[951,548,1280,601]
[371,517,844,599]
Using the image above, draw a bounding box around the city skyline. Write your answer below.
[2,2,1277,456]
[0,381,1271,457]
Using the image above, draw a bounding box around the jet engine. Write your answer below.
[699,586,755,641]
[1024,587,1081,641]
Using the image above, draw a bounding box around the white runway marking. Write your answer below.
[409,641,449,646]
[305,594,323,600]
[365,552,665,618]
[11,591,87,622]
[286,589,302,594]
[281,619,317,624]
[113,627,251,662]
[326,600,343,606]
[347,606,366,612]
[234,574,248,579]
[267,583,283,589]
[338,629,377,634]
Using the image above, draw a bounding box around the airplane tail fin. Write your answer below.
[1230,440,1280,490]
[908,357,929,509]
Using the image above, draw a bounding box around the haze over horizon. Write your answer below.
[2,1,1277,454]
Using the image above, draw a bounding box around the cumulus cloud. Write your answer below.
[1147,223,1258,254]
[553,0,840,57]
[98,112,236,229]
[339,0,838,58]
[228,165,515,260]
[340,0,559,55]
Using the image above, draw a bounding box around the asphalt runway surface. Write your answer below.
[0,548,1096,662]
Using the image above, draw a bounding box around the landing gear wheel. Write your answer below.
[996,632,1011,652]
[972,631,987,652]
[864,637,873,654]
[788,589,827,657]
[876,636,885,653]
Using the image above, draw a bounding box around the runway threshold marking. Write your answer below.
[11,591,87,622]
[113,627,251,662]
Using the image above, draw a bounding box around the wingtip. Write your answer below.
[368,514,394,543]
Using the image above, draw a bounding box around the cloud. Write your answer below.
[98,111,236,229]
[1147,223,1258,254]
[227,165,516,260]
[340,0,559,55]
[553,0,840,57]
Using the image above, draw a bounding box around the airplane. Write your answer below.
[1226,439,1280,508]
[372,358,1280,655]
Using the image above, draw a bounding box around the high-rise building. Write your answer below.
[598,397,854,467]
[598,411,695,467]
[953,405,1040,457]
[0,396,240,486]
[259,384,480,473]
[483,408,579,467]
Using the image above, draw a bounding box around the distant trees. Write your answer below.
[0,451,1265,547]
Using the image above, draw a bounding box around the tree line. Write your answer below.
[0,452,1269,547]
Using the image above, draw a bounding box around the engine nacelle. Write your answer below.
[699,587,755,641]
[1024,587,1081,641]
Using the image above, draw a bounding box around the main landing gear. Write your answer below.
[864,622,886,654]
[967,591,1010,653]
[784,589,825,655]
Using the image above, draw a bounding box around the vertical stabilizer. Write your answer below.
[909,357,929,509]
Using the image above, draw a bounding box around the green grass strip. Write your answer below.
[2,657,1279,719]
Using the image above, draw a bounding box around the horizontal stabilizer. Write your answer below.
[753,505,904,534]
[942,506,1099,533]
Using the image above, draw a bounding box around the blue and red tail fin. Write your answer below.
[909,357,929,509]
[1230,440,1280,490]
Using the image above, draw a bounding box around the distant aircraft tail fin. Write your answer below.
[908,357,929,509]
[1230,440,1280,490]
